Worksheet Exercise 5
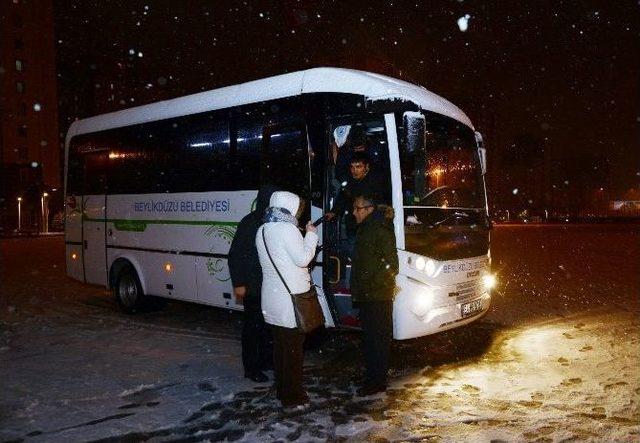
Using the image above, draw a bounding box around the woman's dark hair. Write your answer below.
[295,197,306,220]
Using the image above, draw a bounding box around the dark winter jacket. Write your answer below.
[332,172,387,235]
[228,185,278,299]
[350,207,399,303]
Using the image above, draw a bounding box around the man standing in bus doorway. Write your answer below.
[334,124,367,184]
[229,185,279,383]
[350,193,398,396]
[325,151,385,257]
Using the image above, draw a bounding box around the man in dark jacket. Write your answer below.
[334,124,367,184]
[350,193,399,396]
[326,151,386,256]
[228,184,278,382]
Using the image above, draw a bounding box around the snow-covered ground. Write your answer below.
[1,225,638,442]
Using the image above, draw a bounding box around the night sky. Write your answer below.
[53,1,639,198]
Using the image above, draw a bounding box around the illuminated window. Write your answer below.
[16,81,24,93]
[15,59,23,71]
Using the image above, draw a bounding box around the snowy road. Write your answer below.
[1,225,638,442]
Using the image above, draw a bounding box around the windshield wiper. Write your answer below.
[428,211,470,228]
[419,185,450,202]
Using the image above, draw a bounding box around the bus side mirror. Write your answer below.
[403,111,426,154]
[475,131,487,175]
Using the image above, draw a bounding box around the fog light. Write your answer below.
[411,290,433,317]
[482,274,496,290]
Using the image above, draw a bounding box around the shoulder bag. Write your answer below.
[261,227,324,333]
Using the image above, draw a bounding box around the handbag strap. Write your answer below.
[261,226,293,296]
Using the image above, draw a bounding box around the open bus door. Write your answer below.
[322,116,393,328]
[260,120,335,327]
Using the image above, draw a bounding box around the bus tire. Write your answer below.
[114,265,146,314]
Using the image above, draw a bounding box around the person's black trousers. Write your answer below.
[359,300,393,387]
[241,296,272,373]
[271,325,307,406]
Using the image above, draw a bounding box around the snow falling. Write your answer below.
[2,2,638,442]
[457,14,471,32]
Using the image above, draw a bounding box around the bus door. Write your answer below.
[82,151,108,286]
[261,121,334,327]
[324,116,392,327]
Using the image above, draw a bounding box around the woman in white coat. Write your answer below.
[256,191,318,410]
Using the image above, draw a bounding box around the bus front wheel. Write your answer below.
[114,265,146,314]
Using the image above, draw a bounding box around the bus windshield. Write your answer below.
[401,112,484,209]
[400,112,489,260]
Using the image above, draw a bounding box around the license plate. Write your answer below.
[461,299,483,318]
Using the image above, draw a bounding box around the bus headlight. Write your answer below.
[482,274,497,290]
[413,256,436,277]
[424,259,436,277]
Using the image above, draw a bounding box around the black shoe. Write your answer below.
[245,370,268,383]
[357,383,386,397]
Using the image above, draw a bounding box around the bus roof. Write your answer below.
[66,67,473,143]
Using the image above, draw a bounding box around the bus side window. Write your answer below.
[234,117,262,190]
[67,139,84,196]
[83,151,109,195]
[261,124,310,204]
[166,116,232,192]
[69,134,110,195]
[115,125,157,194]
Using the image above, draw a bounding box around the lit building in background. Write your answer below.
[0,0,60,231]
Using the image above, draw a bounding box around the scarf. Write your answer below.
[263,206,298,226]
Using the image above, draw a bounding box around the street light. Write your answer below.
[431,167,444,187]
[17,197,22,231]
[41,192,49,233]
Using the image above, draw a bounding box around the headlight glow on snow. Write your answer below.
[483,274,496,290]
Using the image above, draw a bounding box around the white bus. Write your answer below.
[64,67,495,340]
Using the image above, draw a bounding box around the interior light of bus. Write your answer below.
[164,262,173,273]
[482,274,497,290]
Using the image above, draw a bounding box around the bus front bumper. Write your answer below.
[392,275,491,340]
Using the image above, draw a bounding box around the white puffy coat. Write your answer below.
[256,191,318,329]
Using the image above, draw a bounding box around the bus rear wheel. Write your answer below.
[114,265,146,314]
